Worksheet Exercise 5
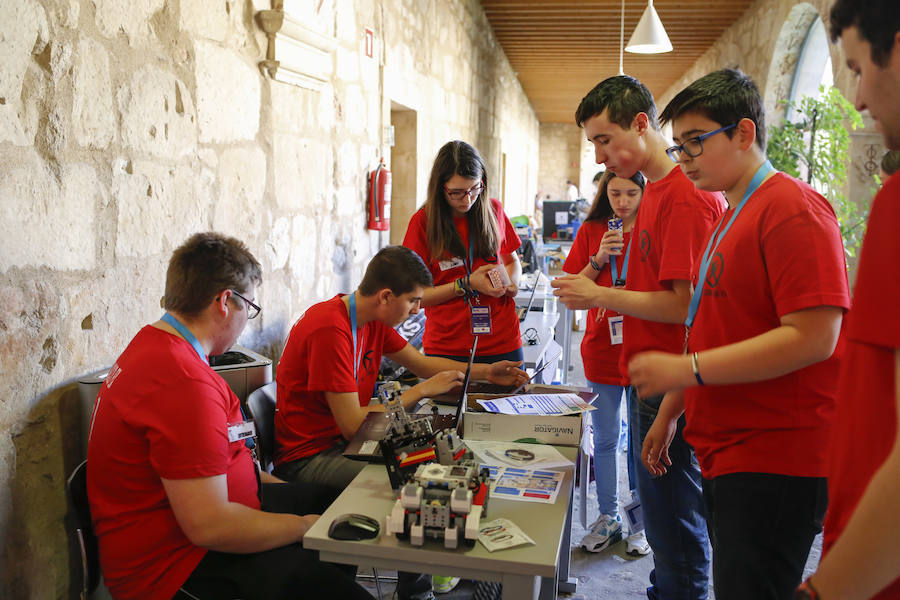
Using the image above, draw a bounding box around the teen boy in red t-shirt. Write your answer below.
[801,3,900,599]
[553,75,726,600]
[87,233,371,600]
[273,245,526,489]
[628,69,849,600]
[274,245,526,600]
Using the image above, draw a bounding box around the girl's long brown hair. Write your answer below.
[424,141,501,261]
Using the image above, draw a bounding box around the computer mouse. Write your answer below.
[327,513,381,541]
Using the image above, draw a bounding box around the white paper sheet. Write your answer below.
[464,439,574,470]
[489,467,565,505]
[475,393,595,416]
[478,518,536,552]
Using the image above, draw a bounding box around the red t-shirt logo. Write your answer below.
[639,230,651,261]
[706,252,724,288]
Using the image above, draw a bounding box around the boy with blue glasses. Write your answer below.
[628,68,850,600]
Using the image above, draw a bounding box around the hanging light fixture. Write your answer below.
[626,0,673,54]
[618,0,625,75]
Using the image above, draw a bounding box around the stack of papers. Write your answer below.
[475,393,594,416]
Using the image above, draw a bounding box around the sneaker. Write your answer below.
[580,513,622,552]
[625,530,651,556]
[432,576,460,594]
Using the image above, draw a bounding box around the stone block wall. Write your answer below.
[0,0,538,597]
[537,122,583,205]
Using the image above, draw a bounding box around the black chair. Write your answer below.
[246,381,277,473]
[66,460,102,600]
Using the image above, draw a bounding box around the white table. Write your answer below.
[519,310,561,384]
[303,447,578,600]
[516,274,572,384]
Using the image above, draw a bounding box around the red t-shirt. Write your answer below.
[86,326,259,600]
[563,221,630,385]
[620,166,727,371]
[403,197,522,356]
[823,174,900,598]
[683,173,850,479]
[274,295,407,466]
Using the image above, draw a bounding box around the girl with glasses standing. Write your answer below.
[402,140,525,365]
[563,171,651,557]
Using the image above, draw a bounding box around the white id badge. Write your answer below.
[471,305,492,335]
[439,257,465,271]
[227,420,256,443]
[608,315,624,345]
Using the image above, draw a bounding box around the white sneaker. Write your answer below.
[580,513,622,552]
[625,530,651,556]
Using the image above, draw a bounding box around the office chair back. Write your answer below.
[67,460,102,600]
[246,381,277,472]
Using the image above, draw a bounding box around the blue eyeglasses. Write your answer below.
[666,123,738,163]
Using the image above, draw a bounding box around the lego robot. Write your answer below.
[378,385,491,549]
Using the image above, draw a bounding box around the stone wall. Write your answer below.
[537,122,583,205]
[0,0,538,597]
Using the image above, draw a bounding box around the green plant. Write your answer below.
[767,85,868,258]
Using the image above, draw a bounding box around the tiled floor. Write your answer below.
[360,324,823,599]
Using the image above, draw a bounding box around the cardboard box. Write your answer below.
[461,394,585,447]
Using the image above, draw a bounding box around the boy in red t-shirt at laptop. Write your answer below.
[628,69,850,600]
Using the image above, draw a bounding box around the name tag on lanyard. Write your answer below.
[471,305,492,335]
[227,420,256,443]
[439,257,465,271]
[608,315,623,345]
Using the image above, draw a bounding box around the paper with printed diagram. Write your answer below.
[475,393,594,416]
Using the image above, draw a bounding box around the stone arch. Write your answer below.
[763,2,831,123]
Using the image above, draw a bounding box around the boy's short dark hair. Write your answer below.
[165,232,262,317]
[830,0,900,68]
[660,68,766,151]
[359,245,433,296]
[882,150,900,176]
[575,75,660,132]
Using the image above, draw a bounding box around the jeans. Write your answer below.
[703,473,827,600]
[628,388,710,600]
[587,381,637,517]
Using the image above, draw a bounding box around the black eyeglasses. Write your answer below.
[444,182,484,201]
[230,290,261,319]
[666,123,738,163]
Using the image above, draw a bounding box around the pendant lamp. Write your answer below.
[625,0,673,54]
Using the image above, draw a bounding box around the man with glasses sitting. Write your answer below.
[87,232,371,600]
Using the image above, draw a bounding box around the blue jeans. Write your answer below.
[587,381,637,517]
[629,388,710,600]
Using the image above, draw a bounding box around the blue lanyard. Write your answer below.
[685,160,774,329]
[610,236,632,285]
[348,293,362,382]
[161,312,207,362]
[162,312,256,450]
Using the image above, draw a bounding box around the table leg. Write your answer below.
[557,478,577,594]
[502,573,541,600]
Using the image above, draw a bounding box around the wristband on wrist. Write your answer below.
[453,278,466,297]
[589,255,602,271]
[793,578,820,600]
[691,352,705,386]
